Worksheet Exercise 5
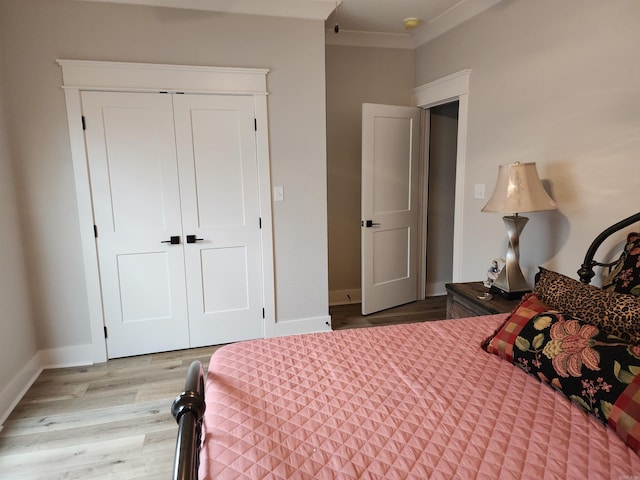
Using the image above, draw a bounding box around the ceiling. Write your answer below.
[77,0,503,48]
[326,0,503,48]
[328,0,483,35]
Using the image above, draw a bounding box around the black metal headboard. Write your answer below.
[577,212,640,284]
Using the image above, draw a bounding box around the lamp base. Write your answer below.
[490,215,531,300]
[489,284,530,301]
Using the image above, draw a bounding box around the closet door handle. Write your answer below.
[161,236,181,245]
[186,235,204,244]
[363,220,381,228]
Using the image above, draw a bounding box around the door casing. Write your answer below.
[412,70,470,298]
[58,60,275,363]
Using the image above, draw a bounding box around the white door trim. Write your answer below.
[416,109,430,300]
[57,60,275,362]
[411,69,470,284]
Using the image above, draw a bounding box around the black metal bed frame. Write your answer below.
[171,360,206,480]
[577,211,640,284]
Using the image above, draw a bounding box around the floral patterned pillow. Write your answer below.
[603,232,640,296]
[484,296,640,455]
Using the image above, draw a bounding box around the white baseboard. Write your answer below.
[329,288,362,306]
[0,353,42,429]
[0,343,95,429]
[274,315,332,337]
[37,343,96,370]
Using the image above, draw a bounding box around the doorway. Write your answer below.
[425,101,459,296]
[360,70,471,312]
[325,67,470,313]
[414,69,471,300]
[358,100,459,314]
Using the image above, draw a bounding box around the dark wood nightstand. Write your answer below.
[445,282,521,319]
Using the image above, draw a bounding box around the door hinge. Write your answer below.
[81,116,86,130]
[94,225,98,238]
[254,118,257,131]
[262,308,265,319]
[104,326,108,338]
[259,217,262,229]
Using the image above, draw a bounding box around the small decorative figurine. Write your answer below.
[484,258,504,288]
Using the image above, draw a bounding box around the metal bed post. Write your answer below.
[172,360,206,480]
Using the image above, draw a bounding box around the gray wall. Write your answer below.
[325,45,414,300]
[416,0,640,283]
[0,0,329,356]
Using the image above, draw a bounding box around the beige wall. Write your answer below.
[325,45,414,300]
[0,0,329,357]
[0,53,38,419]
[416,0,640,284]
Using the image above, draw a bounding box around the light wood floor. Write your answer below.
[0,297,446,480]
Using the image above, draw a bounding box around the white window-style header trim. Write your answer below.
[411,69,470,108]
[56,60,269,95]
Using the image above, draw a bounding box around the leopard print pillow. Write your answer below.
[533,267,640,344]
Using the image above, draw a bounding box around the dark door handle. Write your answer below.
[186,235,204,244]
[161,236,181,244]
[363,220,381,228]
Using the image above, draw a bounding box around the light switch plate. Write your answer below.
[474,183,485,199]
[274,186,284,202]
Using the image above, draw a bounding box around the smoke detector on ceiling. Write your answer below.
[403,17,422,30]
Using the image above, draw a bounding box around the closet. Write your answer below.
[59,61,274,360]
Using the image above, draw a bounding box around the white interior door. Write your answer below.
[361,103,421,315]
[173,95,264,346]
[82,91,190,358]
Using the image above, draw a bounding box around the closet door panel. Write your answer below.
[82,91,190,358]
[190,107,246,226]
[173,94,264,346]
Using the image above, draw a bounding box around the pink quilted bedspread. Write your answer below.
[200,315,640,479]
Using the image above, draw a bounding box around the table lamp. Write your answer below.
[482,162,557,299]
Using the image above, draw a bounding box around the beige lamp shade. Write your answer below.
[482,162,557,214]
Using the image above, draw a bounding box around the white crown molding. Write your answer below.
[411,0,503,48]
[325,29,413,49]
[75,0,337,20]
[75,0,501,49]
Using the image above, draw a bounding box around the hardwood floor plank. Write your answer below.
[8,389,140,419]
[0,436,145,479]
[1,399,171,438]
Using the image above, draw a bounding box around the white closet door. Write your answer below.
[82,91,190,358]
[173,94,264,346]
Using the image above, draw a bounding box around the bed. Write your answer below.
[172,212,640,479]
